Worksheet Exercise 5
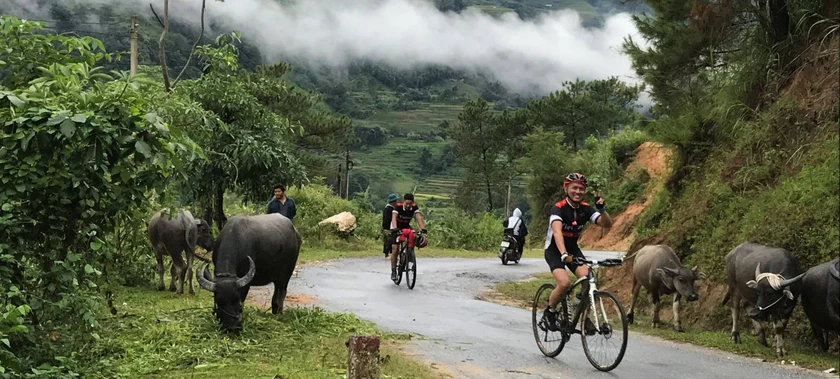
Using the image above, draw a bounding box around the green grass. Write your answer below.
[486,273,840,373]
[79,285,442,379]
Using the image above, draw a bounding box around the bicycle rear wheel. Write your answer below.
[405,248,417,289]
[580,290,628,372]
[531,283,568,357]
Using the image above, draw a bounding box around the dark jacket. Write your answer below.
[381,204,395,230]
[267,197,296,220]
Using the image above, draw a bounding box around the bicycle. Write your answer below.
[393,229,422,290]
[531,256,628,372]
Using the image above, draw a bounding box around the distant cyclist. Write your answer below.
[389,193,427,281]
[542,173,613,333]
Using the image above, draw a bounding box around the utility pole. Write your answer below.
[505,176,511,216]
[337,163,343,198]
[129,15,138,76]
[344,149,353,199]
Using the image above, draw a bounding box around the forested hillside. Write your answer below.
[613,0,840,342]
[0,0,652,220]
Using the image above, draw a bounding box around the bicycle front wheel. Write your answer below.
[405,248,417,289]
[531,283,567,357]
[580,290,628,372]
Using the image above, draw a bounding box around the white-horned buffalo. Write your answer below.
[147,209,215,295]
[626,244,705,332]
[722,241,804,358]
[196,213,301,333]
[798,257,840,352]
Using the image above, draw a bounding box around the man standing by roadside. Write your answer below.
[381,193,398,258]
[266,184,297,221]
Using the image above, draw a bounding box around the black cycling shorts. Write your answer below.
[545,245,584,273]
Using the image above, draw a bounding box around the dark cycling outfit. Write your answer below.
[392,202,421,248]
[544,199,602,272]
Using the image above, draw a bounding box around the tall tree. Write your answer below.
[176,32,305,229]
[449,98,505,212]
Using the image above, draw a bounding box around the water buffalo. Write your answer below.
[798,257,840,352]
[147,209,215,295]
[196,213,301,333]
[626,245,705,332]
[722,241,804,358]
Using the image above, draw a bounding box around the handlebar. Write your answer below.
[572,257,623,267]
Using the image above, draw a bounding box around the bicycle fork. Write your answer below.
[586,275,610,334]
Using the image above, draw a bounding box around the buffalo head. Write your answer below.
[658,265,705,302]
[745,263,804,319]
[195,219,215,252]
[196,257,256,332]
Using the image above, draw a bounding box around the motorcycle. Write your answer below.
[498,232,521,265]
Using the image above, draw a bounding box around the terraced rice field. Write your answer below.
[355,103,464,134]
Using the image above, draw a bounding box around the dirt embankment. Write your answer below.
[575,142,732,325]
[578,141,673,251]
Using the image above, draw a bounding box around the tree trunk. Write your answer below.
[768,0,790,44]
[213,184,227,231]
[481,148,494,211]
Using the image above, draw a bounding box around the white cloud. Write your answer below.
[8,0,648,98]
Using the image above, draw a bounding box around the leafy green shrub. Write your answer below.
[608,168,650,214]
[285,184,380,247]
[426,209,504,252]
[609,128,649,167]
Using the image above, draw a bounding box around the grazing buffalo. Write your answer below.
[722,242,804,358]
[798,257,840,351]
[147,209,215,295]
[196,213,301,333]
[626,245,705,332]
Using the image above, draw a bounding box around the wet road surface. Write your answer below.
[249,251,832,379]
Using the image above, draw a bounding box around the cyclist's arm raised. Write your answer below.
[590,191,613,228]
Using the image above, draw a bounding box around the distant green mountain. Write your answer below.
[0,0,649,213]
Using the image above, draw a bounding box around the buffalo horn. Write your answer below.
[778,272,805,288]
[196,262,216,292]
[830,261,840,281]
[235,256,256,288]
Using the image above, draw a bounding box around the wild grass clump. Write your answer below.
[76,286,435,379]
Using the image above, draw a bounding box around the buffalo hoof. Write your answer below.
[627,312,634,324]
[776,348,787,358]
[757,334,768,347]
[731,332,741,344]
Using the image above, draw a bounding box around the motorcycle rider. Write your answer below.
[502,207,528,257]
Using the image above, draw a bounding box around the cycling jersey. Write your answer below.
[543,199,601,252]
[392,202,421,230]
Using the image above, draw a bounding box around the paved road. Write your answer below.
[250,251,832,379]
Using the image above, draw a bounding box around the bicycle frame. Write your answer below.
[554,260,613,334]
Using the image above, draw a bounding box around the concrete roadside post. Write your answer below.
[346,335,381,379]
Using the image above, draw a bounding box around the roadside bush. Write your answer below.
[608,128,649,167]
[426,209,503,252]
[285,184,380,247]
